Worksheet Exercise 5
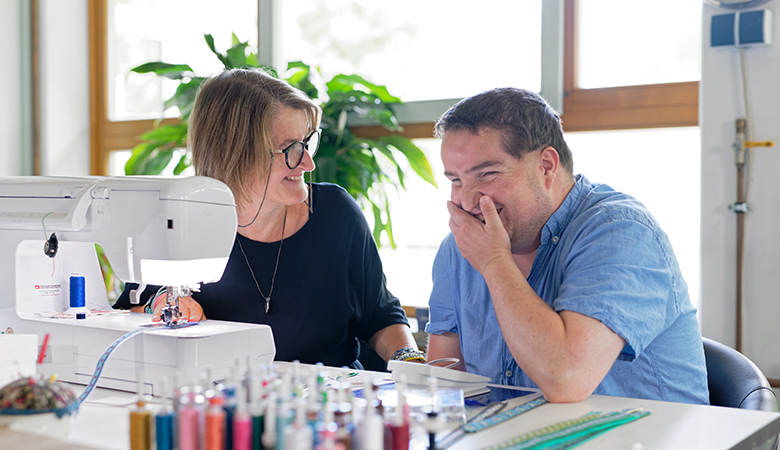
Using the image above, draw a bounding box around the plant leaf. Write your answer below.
[164,77,205,118]
[131,62,194,80]
[371,141,406,190]
[226,40,249,68]
[286,61,322,100]
[364,108,401,131]
[382,191,395,248]
[125,142,158,175]
[173,152,191,175]
[370,201,384,247]
[381,135,438,187]
[204,34,231,68]
[142,150,176,175]
[140,123,188,143]
[323,91,402,131]
[326,74,401,103]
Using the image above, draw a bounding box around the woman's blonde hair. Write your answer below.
[189,68,321,206]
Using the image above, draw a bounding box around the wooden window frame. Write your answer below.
[88,0,698,175]
[560,0,698,132]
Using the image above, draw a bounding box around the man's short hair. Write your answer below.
[434,87,573,174]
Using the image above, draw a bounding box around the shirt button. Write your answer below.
[552,236,559,243]
[505,370,513,378]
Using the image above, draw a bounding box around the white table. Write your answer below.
[2,377,778,450]
[448,392,780,450]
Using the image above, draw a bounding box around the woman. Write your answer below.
[114,68,422,369]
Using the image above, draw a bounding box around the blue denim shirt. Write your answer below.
[426,175,709,404]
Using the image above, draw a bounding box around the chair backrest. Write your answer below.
[703,337,778,412]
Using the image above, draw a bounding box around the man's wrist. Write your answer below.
[480,250,517,275]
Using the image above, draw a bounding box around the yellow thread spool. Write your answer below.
[130,375,152,450]
[130,399,152,450]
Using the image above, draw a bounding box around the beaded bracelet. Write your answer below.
[391,347,415,360]
[391,347,427,363]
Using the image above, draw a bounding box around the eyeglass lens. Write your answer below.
[286,129,321,169]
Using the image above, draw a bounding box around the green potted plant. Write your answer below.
[127,33,437,248]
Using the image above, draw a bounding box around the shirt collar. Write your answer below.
[540,174,590,245]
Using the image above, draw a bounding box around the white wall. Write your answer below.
[700,3,780,379]
[37,0,91,176]
[0,0,30,176]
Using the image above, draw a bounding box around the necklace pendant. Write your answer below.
[265,297,270,314]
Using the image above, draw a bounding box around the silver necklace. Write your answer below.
[237,206,287,314]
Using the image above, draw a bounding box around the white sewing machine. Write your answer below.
[0,176,276,395]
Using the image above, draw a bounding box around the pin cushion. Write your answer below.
[0,375,78,437]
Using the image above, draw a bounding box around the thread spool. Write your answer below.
[156,377,175,450]
[204,394,226,450]
[69,274,86,308]
[233,384,253,450]
[178,396,200,450]
[130,376,151,450]
[130,408,152,450]
[156,413,174,450]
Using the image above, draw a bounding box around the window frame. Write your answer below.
[88,0,699,175]
[560,0,698,131]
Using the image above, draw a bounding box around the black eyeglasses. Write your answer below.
[272,128,321,169]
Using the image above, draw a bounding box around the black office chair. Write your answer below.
[704,337,778,411]
[703,337,778,449]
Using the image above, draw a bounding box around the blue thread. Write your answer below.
[155,412,174,450]
[69,274,86,308]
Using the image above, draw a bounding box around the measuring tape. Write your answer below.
[76,322,198,406]
[480,408,650,450]
[463,397,548,433]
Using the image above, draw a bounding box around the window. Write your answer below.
[279,0,542,102]
[89,0,703,308]
[88,0,258,173]
[560,0,700,132]
[92,0,701,165]
[106,0,257,121]
[577,0,701,89]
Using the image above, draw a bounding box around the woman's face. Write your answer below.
[256,107,316,209]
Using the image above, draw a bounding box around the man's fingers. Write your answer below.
[479,196,500,229]
[447,201,468,224]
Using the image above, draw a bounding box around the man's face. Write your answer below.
[441,128,554,257]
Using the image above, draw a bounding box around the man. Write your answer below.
[425,87,709,404]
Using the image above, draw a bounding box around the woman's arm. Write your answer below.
[369,323,419,361]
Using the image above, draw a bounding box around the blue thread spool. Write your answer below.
[155,412,174,450]
[70,274,86,309]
